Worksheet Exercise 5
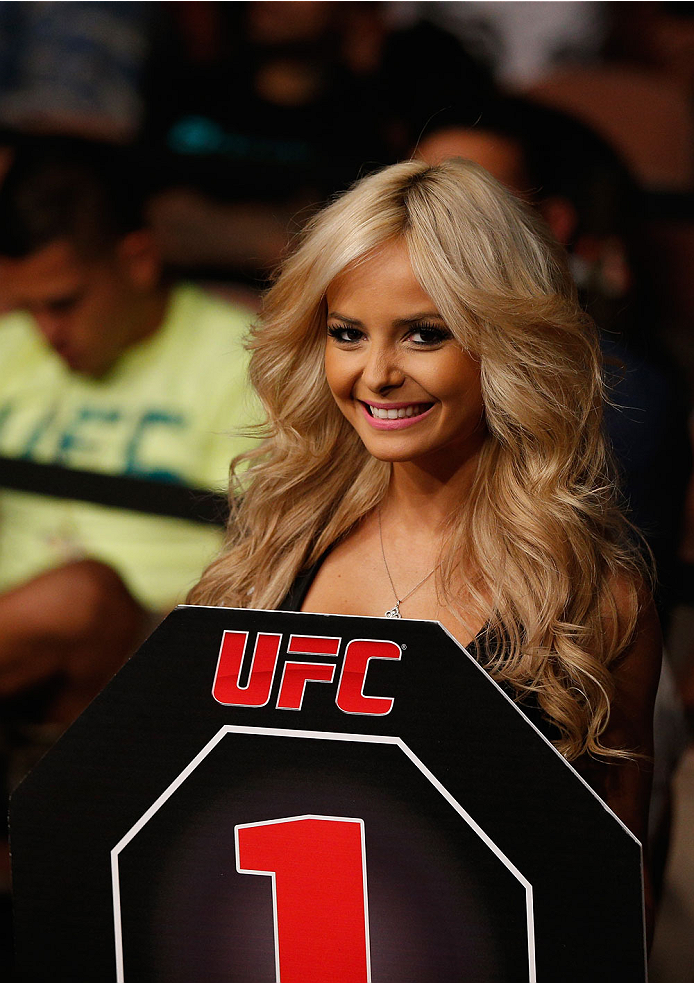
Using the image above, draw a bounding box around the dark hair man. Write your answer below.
[0,135,255,625]
[0,137,257,928]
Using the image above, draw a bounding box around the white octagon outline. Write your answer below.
[111,725,537,982]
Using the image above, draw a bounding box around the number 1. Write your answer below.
[235,815,371,982]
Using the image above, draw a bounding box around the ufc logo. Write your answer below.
[212,632,401,716]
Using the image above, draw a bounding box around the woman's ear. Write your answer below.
[539,195,578,247]
[116,230,162,291]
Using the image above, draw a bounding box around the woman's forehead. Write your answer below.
[326,241,436,313]
[327,239,410,291]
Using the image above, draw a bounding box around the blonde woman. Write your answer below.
[191,158,661,852]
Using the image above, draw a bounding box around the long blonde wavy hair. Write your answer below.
[191,157,647,761]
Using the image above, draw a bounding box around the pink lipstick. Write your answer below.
[359,400,435,430]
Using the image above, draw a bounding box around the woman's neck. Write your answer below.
[383,453,481,534]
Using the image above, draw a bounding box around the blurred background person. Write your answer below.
[142,1,496,280]
[0,135,256,629]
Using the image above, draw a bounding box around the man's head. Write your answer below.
[415,99,637,250]
[414,99,640,328]
[0,137,163,377]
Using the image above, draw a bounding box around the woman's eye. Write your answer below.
[327,324,363,344]
[409,324,451,346]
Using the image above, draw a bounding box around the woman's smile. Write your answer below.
[360,400,435,428]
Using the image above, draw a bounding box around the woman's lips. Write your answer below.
[359,400,435,430]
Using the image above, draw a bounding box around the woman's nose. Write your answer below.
[361,343,404,393]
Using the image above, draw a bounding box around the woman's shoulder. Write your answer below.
[605,570,661,674]
[609,572,662,717]
[593,573,662,794]
[277,555,328,611]
[576,572,662,848]
[599,571,662,735]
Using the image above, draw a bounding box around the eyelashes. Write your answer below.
[327,321,453,347]
[327,324,363,344]
[408,322,453,345]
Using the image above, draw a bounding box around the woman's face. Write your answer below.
[325,240,487,473]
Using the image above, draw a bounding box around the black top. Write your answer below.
[279,554,561,743]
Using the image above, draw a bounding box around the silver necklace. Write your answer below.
[378,507,440,618]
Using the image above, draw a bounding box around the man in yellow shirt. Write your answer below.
[0,135,256,723]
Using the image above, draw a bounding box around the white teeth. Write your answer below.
[370,404,427,420]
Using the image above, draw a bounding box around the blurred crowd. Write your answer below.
[0,1,694,978]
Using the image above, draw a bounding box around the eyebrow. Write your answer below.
[327,311,445,326]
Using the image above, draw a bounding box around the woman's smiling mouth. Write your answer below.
[360,400,435,429]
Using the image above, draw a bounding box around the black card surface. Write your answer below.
[10,606,646,982]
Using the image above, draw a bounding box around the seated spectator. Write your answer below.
[0,134,258,725]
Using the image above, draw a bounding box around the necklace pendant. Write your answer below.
[385,603,401,619]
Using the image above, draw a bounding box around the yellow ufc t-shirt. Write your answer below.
[0,283,259,609]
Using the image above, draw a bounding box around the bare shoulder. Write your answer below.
[583,572,662,844]
[607,572,662,704]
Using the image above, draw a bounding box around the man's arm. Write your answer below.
[0,559,155,725]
